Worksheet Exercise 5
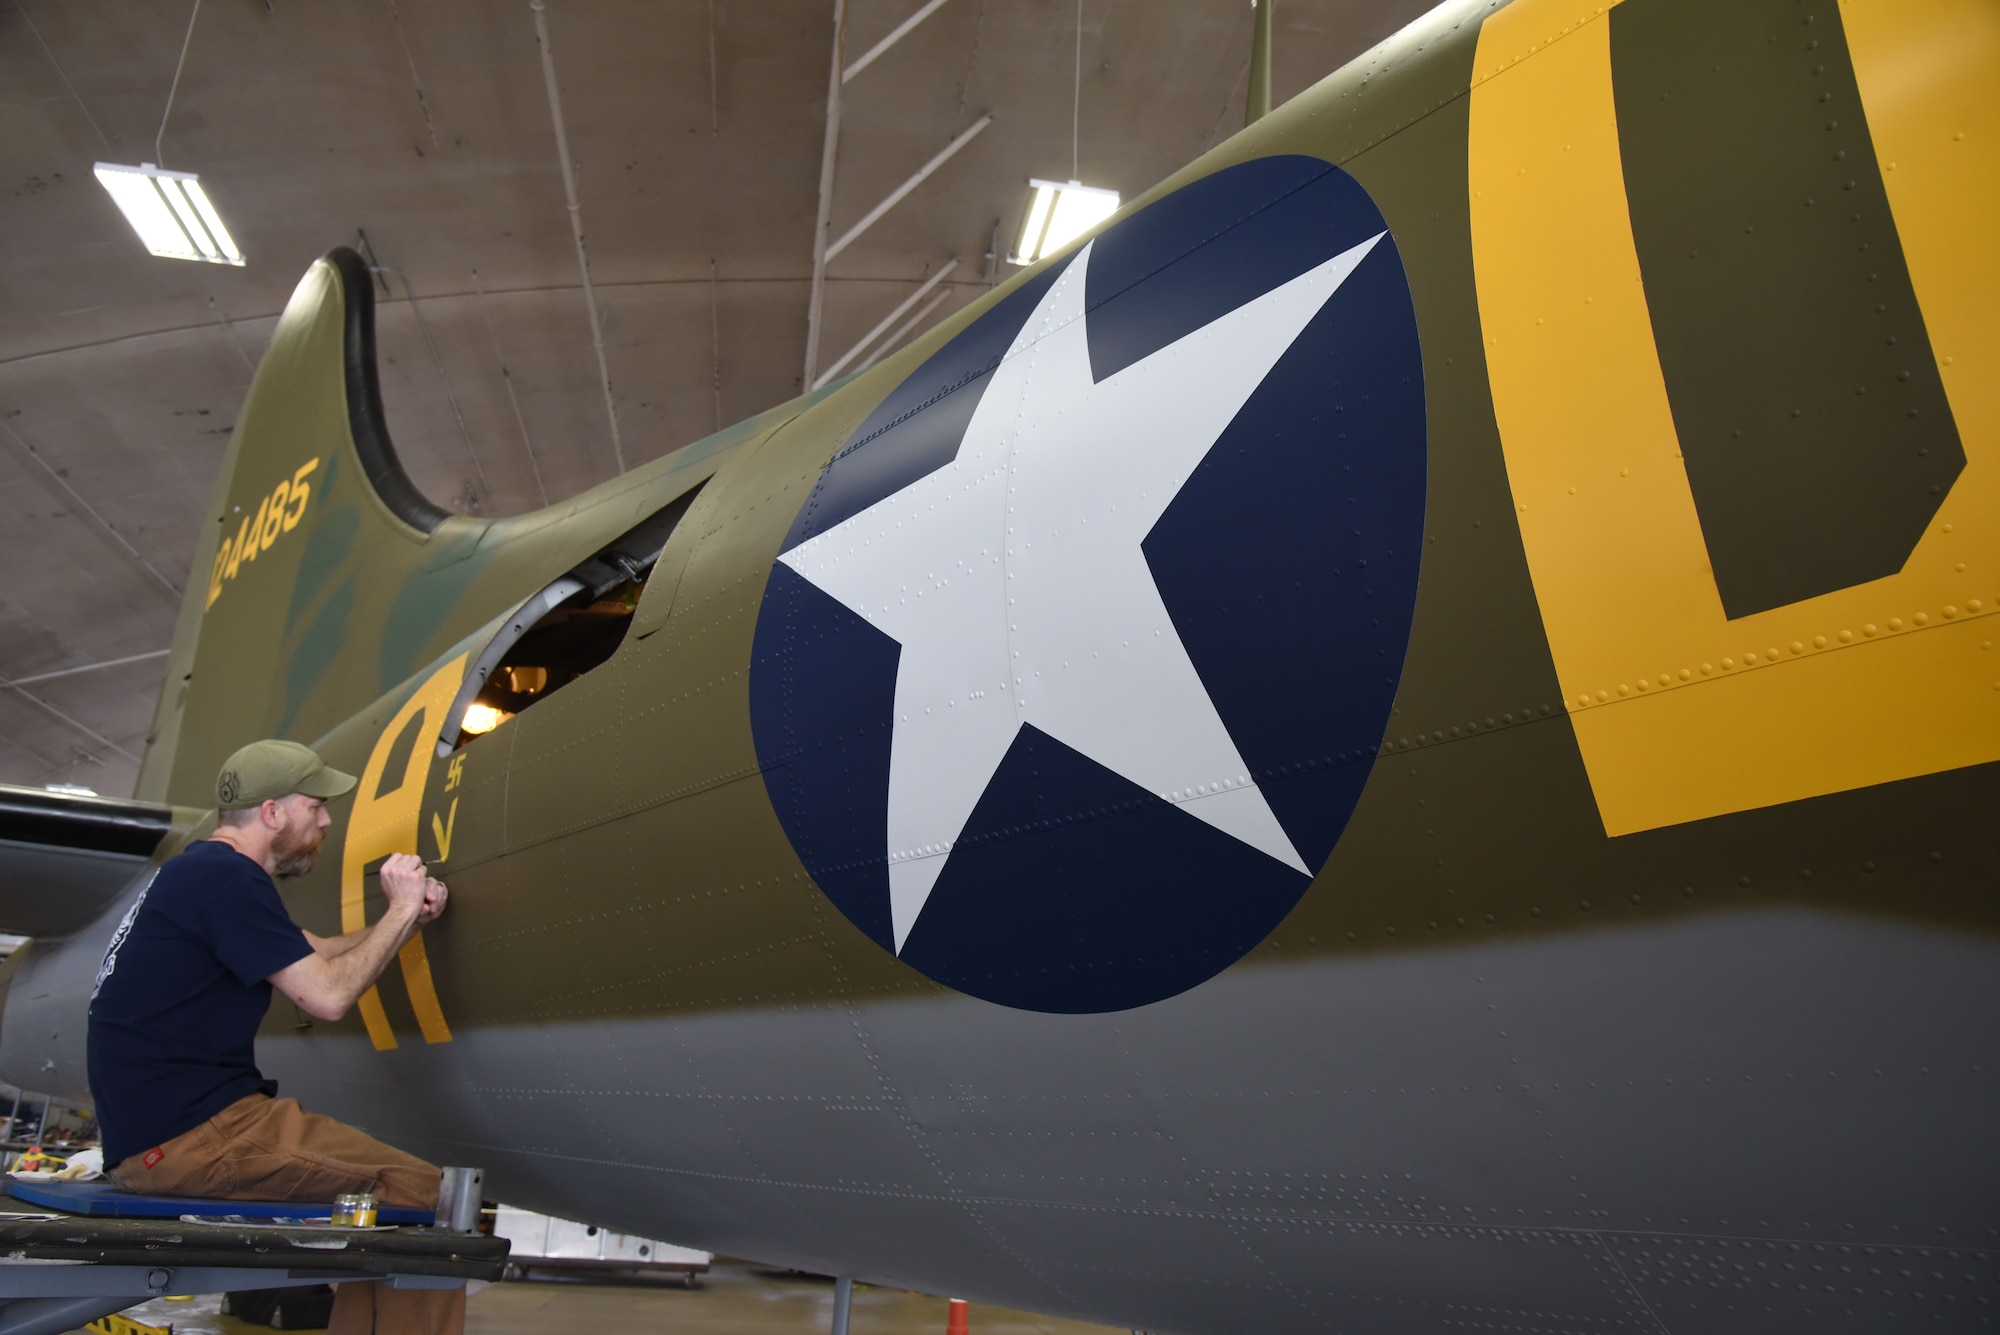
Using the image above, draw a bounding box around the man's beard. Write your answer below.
[272,825,323,879]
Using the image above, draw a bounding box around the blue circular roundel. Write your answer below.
[750,156,1426,1013]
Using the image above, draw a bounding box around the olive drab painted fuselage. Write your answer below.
[0,0,1993,1331]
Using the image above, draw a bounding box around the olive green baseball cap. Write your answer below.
[215,740,357,810]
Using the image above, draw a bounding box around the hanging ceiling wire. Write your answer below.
[471,268,551,508]
[530,0,626,476]
[1072,0,1088,180]
[16,1,111,148]
[356,228,490,505]
[155,0,202,167]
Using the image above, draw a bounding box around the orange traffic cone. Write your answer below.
[946,1298,970,1335]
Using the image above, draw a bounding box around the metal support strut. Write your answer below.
[831,1275,854,1335]
[802,0,850,388]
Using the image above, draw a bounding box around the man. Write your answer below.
[87,739,459,1335]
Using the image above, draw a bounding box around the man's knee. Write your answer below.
[374,1162,443,1213]
[238,1100,440,1198]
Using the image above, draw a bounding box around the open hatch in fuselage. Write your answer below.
[438,483,703,755]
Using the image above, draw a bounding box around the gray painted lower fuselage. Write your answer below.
[254,910,1999,1334]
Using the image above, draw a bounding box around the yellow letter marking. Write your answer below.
[340,654,466,1048]
[1469,0,1999,835]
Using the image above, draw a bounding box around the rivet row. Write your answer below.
[1570,597,1992,709]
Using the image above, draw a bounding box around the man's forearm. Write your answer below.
[271,852,444,1022]
[304,927,371,960]
[317,903,421,1011]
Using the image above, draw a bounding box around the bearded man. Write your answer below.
[87,739,460,1335]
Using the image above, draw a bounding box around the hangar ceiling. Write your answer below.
[0,0,1431,796]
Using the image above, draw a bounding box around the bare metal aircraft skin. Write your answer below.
[1,0,1994,1329]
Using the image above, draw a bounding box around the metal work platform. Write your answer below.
[0,1187,508,1335]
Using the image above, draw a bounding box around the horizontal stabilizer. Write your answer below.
[0,786,175,937]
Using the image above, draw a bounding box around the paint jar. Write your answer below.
[332,1192,379,1227]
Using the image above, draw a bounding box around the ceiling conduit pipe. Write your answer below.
[814,257,958,389]
[823,114,991,263]
[863,287,952,374]
[842,0,952,83]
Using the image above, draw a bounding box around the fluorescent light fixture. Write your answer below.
[1009,179,1120,265]
[93,162,244,266]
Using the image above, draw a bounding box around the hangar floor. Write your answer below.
[97,1260,1123,1335]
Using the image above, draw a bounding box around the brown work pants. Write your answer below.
[108,1093,464,1335]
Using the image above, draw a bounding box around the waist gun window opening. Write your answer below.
[436,483,704,757]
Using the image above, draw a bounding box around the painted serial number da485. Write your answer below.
[206,457,320,609]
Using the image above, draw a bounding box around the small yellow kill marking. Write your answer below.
[430,796,459,863]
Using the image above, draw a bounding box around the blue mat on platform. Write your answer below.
[6,1177,434,1224]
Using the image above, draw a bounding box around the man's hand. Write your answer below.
[270,852,438,1022]
[379,853,430,914]
[417,875,449,925]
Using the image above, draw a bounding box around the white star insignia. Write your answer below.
[782,230,1384,952]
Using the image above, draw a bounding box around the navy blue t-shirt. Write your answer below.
[87,840,315,1166]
